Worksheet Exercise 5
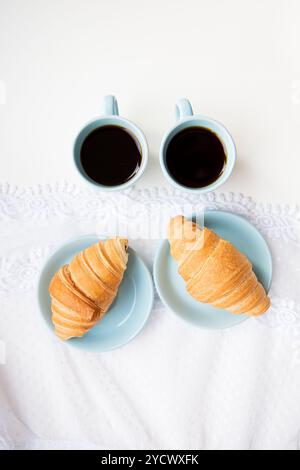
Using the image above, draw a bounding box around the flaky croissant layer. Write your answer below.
[168,216,270,316]
[49,238,128,340]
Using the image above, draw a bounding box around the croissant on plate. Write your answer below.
[49,237,128,340]
[168,216,270,316]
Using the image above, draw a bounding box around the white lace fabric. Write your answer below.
[0,183,300,450]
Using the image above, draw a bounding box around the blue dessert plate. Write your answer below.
[37,235,154,351]
[153,210,272,329]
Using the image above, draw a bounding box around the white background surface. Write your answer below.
[0,0,299,203]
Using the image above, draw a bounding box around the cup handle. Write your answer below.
[102,95,119,116]
[175,98,193,121]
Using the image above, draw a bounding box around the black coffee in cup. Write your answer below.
[80,125,142,186]
[165,126,227,188]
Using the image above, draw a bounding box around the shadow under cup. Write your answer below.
[74,116,148,191]
[160,117,236,193]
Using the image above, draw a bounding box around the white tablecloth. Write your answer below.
[0,184,300,450]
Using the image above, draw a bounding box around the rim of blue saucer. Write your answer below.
[153,210,273,330]
[36,234,154,351]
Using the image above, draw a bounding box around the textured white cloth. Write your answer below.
[0,184,300,450]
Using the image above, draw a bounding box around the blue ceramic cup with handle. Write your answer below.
[159,98,236,193]
[74,95,148,191]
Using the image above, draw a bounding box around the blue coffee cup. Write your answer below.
[159,98,236,193]
[74,95,148,191]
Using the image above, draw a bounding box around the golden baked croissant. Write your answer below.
[168,216,270,316]
[49,237,128,340]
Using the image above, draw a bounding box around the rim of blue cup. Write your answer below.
[159,99,237,194]
[73,96,149,191]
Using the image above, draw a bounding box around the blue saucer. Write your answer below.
[37,235,154,351]
[154,211,272,330]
